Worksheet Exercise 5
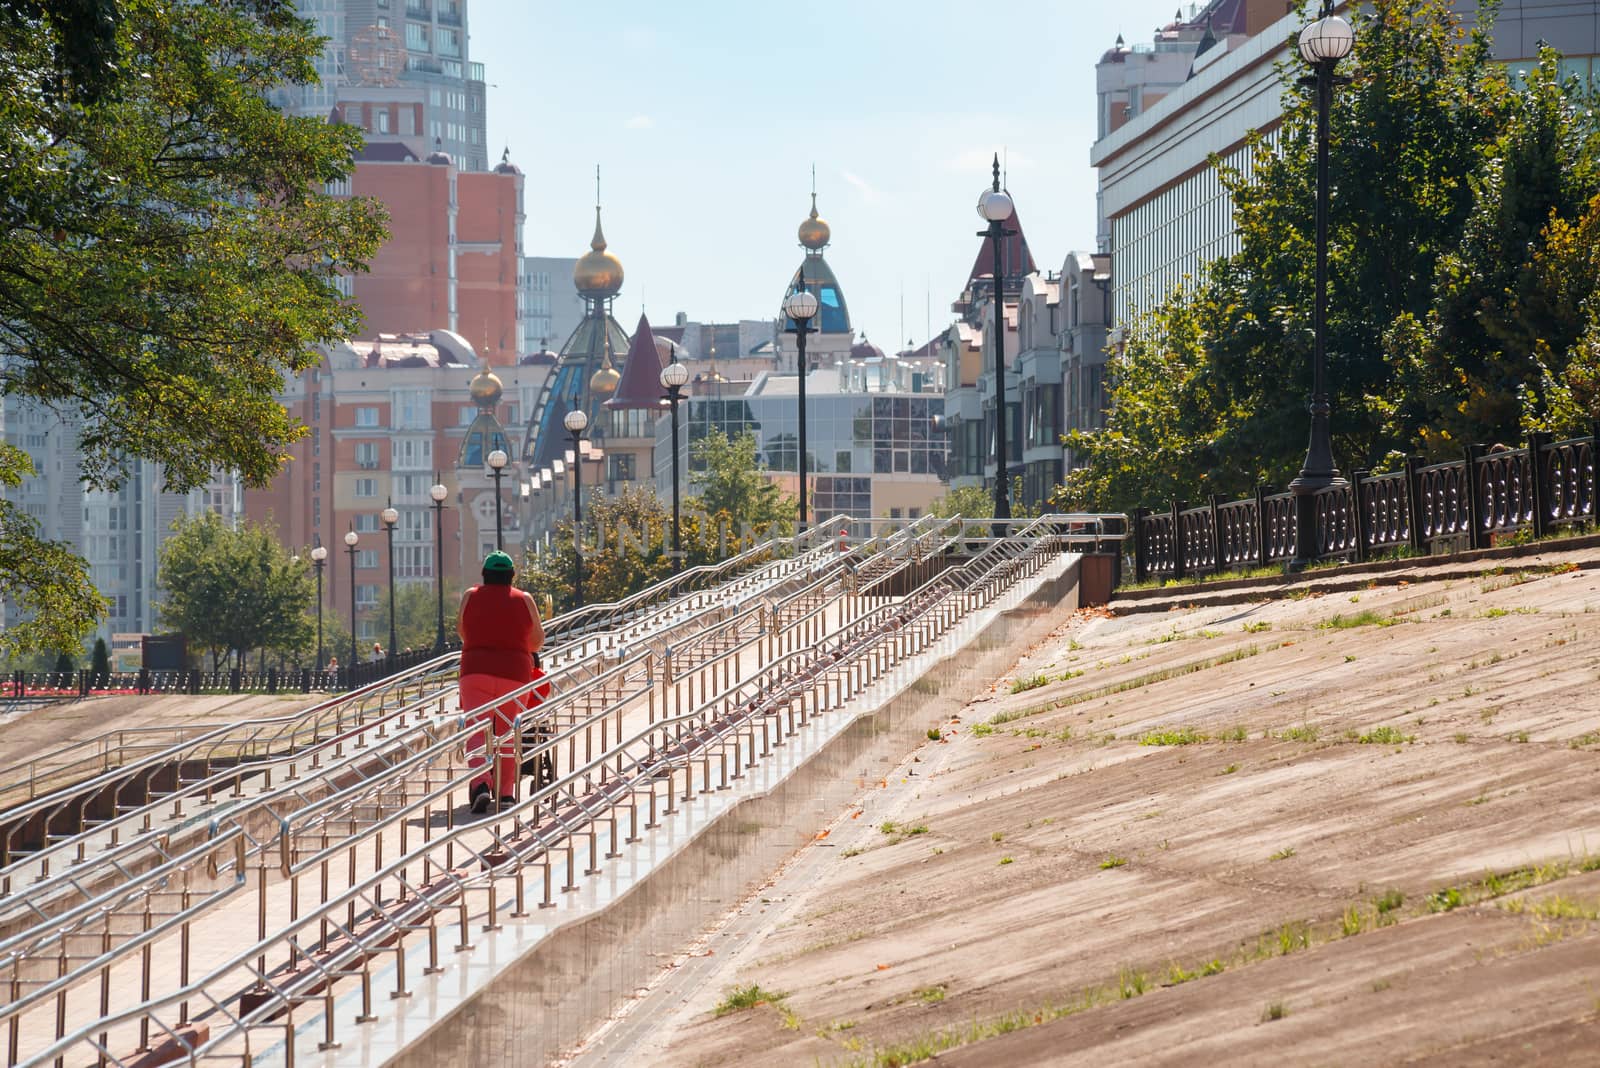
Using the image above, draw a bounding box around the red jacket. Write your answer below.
[459,585,539,682]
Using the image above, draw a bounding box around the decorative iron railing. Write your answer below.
[1131,429,1598,582]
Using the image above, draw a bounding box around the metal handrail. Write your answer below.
[20,518,1076,1068]
[0,533,852,876]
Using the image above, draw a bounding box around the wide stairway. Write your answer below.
[0,515,1112,1068]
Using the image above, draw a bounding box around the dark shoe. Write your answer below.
[499,796,517,808]
[470,784,492,814]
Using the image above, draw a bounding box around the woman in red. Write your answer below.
[458,551,545,813]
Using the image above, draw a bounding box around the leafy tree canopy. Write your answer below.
[1,0,387,653]
[156,512,313,670]
[689,428,796,539]
[1061,0,1600,513]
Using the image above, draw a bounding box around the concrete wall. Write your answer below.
[385,555,1084,1067]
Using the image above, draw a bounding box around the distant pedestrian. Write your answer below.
[458,551,545,813]
[370,642,384,663]
[326,655,339,671]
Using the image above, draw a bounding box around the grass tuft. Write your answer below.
[715,982,787,1017]
[1140,726,1208,746]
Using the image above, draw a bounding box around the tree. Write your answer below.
[689,428,796,543]
[1,0,387,655]
[91,636,110,681]
[518,485,741,615]
[374,580,460,654]
[157,513,314,671]
[52,651,74,674]
[930,485,996,520]
[1063,0,1600,512]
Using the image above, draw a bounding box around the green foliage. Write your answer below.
[1060,0,1600,512]
[53,651,74,674]
[0,0,386,653]
[518,484,728,614]
[157,513,314,670]
[689,428,795,539]
[91,637,110,679]
[372,580,459,655]
[930,484,995,519]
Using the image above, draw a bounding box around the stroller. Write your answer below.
[518,651,557,792]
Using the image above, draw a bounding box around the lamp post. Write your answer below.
[784,275,820,532]
[429,477,448,654]
[343,529,359,669]
[487,448,508,550]
[564,408,589,607]
[310,544,328,671]
[381,501,399,670]
[976,153,1015,536]
[1288,2,1355,570]
[659,359,690,569]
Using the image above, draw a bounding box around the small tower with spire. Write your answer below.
[778,168,855,375]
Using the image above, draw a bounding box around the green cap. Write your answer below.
[482,551,515,573]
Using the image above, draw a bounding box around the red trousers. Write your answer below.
[461,671,548,799]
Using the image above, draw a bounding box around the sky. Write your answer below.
[473,1,1191,352]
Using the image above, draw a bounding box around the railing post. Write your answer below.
[1463,443,1487,550]
[1590,421,1600,528]
[1404,456,1426,553]
[1526,431,1550,539]
[1350,470,1368,563]
[1171,500,1187,582]
[1132,508,1148,584]
[1254,484,1268,568]
[1207,494,1224,576]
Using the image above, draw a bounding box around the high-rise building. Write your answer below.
[1,390,242,646]
[522,256,583,358]
[243,330,553,646]
[274,0,488,172]
[336,140,526,367]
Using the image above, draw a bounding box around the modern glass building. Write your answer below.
[657,368,948,520]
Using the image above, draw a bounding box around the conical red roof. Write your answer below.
[604,312,668,410]
[966,204,1036,289]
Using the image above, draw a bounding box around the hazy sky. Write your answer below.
[474,1,1188,350]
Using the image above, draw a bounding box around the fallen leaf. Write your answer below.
[815,829,830,840]
[876,963,891,971]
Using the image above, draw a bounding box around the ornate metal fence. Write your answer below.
[1131,429,1598,582]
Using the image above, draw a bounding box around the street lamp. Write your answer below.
[659,359,690,569]
[430,477,448,653]
[343,528,359,670]
[487,448,508,550]
[310,543,328,671]
[564,408,589,607]
[381,501,399,670]
[1288,1,1355,570]
[976,153,1015,536]
[784,276,820,532]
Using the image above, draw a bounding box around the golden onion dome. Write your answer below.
[798,192,830,250]
[468,368,503,408]
[589,363,621,397]
[573,207,624,298]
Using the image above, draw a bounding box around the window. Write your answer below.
[607,454,635,482]
[436,27,460,56]
[355,442,379,469]
[375,110,390,134]
[393,389,430,429]
[357,550,379,570]
[355,583,380,608]
[405,21,429,51]
[355,514,381,533]
[460,406,477,425]
[354,406,380,428]
[354,478,377,498]
[392,437,432,470]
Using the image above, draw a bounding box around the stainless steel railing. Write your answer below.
[19,516,1079,1068]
